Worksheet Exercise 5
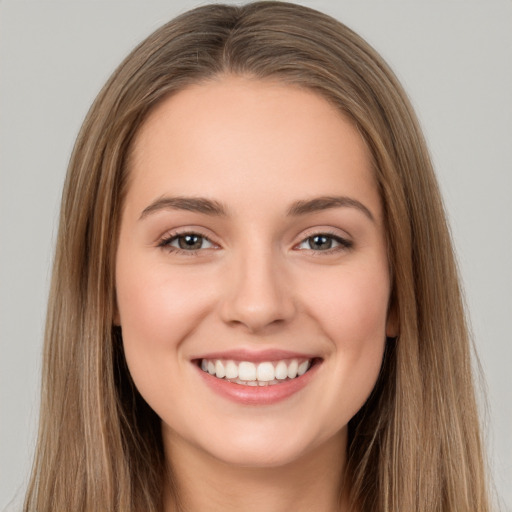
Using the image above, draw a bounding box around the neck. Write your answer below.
[163,429,349,512]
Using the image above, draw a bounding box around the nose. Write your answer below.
[219,246,296,334]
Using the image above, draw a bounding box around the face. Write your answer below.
[116,76,395,469]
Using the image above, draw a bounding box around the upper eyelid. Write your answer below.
[157,227,217,244]
[294,233,352,250]
[158,232,218,255]
[166,233,213,244]
[294,226,352,243]
[156,226,352,248]
[157,229,353,253]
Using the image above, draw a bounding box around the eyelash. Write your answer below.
[158,230,353,256]
[157,231,216,255]
[295,231,353,254]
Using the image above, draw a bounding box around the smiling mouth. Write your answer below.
[196,357,321,386]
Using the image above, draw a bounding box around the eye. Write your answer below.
[159,232,215,252]
[296,233,352,252]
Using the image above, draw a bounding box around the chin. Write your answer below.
[208,442,309,469]
[189,421,341,470]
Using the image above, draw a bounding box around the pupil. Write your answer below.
[310,235,332,250]
[179,234,202,250]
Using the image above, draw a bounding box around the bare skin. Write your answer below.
[165,428,348,512]
[116,76,395,511]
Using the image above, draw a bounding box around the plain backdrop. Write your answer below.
[1,1,511,510]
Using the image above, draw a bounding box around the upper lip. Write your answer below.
[192,348,320,362]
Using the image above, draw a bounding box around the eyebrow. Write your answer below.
[139,194,374,222]
[139,196,227,219]
[287,196,375,222]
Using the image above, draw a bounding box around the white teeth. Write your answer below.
[287,360,298,379]
[199,357,314,384]
[215,360,225,379]
[225,360,238,379]
[256,362,275,382]
[297,360,309,376]
[238,361,257,381]
[275,361,288,380]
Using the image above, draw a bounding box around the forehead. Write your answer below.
[126,76,381,220]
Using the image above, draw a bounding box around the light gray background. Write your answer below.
[1,1,511,510]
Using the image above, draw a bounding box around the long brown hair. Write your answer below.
[25,2,490,511]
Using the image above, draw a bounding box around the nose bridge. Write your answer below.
[220,238,295,332]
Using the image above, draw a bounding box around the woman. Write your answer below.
[23,2,491,511]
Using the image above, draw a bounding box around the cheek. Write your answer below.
[297,260,390,417]
[116,256,212,345]
[326,267,389,379]
[115,254,215,399]
[302,260,391,345]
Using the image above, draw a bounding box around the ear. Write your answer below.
[385,302,399,338]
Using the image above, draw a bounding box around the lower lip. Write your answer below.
[195,362,321,405]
